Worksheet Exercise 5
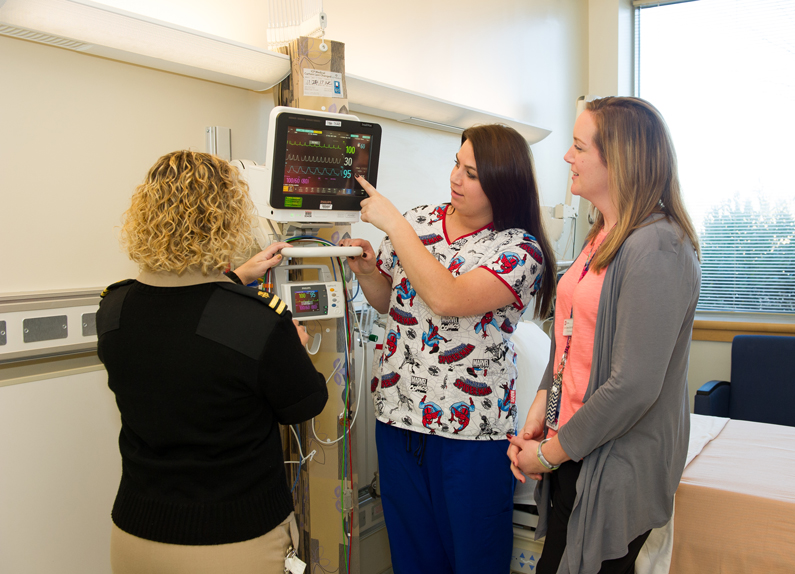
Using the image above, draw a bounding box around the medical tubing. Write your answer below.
[263,234,355,571]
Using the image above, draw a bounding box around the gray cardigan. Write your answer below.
[534,214,701,574]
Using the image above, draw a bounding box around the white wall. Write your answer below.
[88,0,273,50]
[349,113,462,249]
[0,2,589,572]
[324,0,588,212]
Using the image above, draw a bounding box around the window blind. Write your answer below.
[699,204,795,313]
[637,0,795,314]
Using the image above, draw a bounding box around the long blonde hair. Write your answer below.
[584,97,700,272]
[121,151,256,274]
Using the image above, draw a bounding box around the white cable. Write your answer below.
[304,317,323,355]
[562,219,576,260]
[310,263,366,446]
[324,358,343,384]
[306,331,322,355]
[284,424,316,467]
[348,303,366,431]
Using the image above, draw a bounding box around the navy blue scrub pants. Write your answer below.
[376,421,515,574]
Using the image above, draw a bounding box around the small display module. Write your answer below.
[284,282,344,320]
[293,288,321,314]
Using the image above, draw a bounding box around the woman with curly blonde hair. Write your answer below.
[98,150,328,574]
[121,150,258,275]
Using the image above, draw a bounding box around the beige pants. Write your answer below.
[110,512,299,574]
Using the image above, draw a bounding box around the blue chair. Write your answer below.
[694,334,795,427]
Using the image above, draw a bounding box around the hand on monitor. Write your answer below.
[356,175,402,235]
[234,241,291,284]
[339,238,377,277]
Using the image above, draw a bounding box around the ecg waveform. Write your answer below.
[287,140,341,149]
[287,165,347,177]
[286,153,341,164]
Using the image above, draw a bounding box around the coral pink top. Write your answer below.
[548,229,609,438]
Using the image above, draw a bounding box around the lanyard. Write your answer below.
[544,233,607,431]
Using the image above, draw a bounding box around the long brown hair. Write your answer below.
[462,125,556,319]
[583,97,700,272]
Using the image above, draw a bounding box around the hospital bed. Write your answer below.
[670,418,795,574]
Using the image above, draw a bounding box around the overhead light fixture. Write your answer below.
[0,0,291,91]
[345,75,552,144]
[398,117,464,135]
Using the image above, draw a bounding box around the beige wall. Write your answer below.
[0,1,590,294]
[688,340,732,409]
[0,35,273,293]
[0,370,120,574]
[0,0,590,296]
[588,0,634,97]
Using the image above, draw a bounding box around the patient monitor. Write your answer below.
[232,107,382,319]
[236,106,382,224]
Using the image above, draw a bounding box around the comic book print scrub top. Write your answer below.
[371,204,544,440]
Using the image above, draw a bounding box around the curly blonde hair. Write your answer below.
[121,151,256,274]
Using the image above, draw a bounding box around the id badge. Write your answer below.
[545,379,561,431]
[285,547,306,574]
[563,318,574,337]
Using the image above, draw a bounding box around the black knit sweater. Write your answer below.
[97,280,328,545]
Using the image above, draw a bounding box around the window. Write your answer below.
[636,0,795,314]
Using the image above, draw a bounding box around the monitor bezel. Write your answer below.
[269,110,382,213]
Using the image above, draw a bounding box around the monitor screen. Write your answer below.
[270,110,382,213]
[293,288,321,314]
[288,283,332,318]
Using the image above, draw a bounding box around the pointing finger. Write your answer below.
[355,174,379,197]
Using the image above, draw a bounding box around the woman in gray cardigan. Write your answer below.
[508,97,701,574]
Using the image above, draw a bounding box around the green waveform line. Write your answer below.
[287,140,341,149]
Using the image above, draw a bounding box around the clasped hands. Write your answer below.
[508,417,561,483]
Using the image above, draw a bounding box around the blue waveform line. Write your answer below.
[287,165,348,177]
